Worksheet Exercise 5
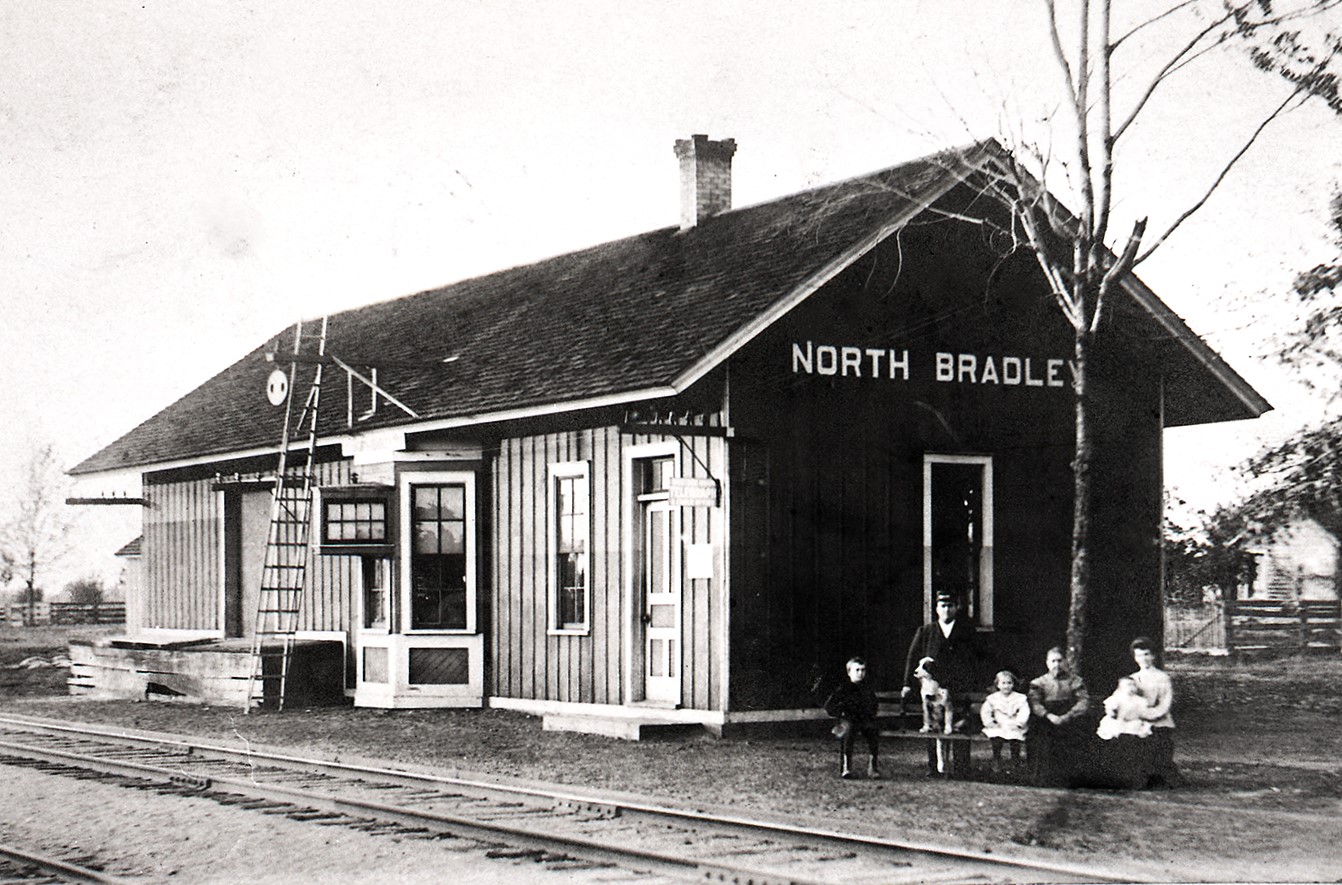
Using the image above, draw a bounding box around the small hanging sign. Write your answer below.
[266,369,289,406]
[667,477,719,508]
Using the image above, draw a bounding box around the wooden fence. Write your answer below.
[48,602,126,625]
[3,601,48,626]
[1226,599,1342,654]
[1166,604,1227,652]
[4,602,126,626]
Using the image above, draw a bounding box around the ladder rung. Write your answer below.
[245,323,326,713]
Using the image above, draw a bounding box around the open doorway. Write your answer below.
[923,455,994,625]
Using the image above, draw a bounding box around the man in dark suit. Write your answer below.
[901,590,982,775]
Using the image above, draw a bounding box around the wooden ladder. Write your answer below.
[243,317,327,712]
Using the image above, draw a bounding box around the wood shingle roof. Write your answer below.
[70,142,1267,476]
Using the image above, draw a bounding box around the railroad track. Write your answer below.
[0,714,1133,884]
[0,842,130,884]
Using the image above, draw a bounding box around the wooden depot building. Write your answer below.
[68,137,1269,734]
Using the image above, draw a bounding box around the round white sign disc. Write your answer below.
[266,369,289,406]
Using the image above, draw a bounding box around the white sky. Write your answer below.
[3,1,1341,590]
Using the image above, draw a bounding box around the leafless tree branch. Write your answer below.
[1113,13,1236,142]
[1045,0,1081,108]
[1135,69,1322,264]
[1110,0,1200,51]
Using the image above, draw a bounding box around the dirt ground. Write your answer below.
[3,628,1341,883]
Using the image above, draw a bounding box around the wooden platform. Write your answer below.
[541,713,709,741]
[67,637,347,707]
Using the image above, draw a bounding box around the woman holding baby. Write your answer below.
[1095,636,1182,788]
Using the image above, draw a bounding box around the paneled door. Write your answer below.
[642,500,680,704]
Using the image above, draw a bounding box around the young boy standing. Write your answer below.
[824,656,881,779]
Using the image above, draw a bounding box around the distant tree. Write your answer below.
[1233,0,1342,115]
[1232,1,1342,392]
[1273,195,1342,394]
[1164,505,1261,605]
[64,575,107,607]
[0,443,74,625]
[1233,416,1342,540]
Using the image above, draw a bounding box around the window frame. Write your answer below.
[317,484,395,557]
[547,460,592,635]
[399,470,477,635]
[360,555,391,634]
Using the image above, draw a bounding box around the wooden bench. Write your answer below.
[873,691,992,777]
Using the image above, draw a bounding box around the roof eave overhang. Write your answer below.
[1119,275,1273,424]
[69,383,683,479]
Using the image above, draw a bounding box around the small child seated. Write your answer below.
[1097,676,1153,740]
[980,670,1029,771]
[824,656,881,779]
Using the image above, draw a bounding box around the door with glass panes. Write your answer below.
[642,499,680,703]
[637,455,681,705]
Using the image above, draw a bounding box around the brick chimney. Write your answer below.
[674,134,736,230]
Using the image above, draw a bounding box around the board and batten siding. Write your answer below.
[490,427,727,712]
[142,459,357,634]
[301,459,357,632]
[143,475,219,630]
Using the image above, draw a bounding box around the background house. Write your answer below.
[1246,517,1339,601]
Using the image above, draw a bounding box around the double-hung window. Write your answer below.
[549,461,590,634]
[402,473,476,633]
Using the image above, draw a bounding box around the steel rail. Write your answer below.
[29,713,1323,830]
[0,842,134,885]
[0,736,809,885]
[0,714,1140,883]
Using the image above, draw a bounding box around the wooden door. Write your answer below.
[642,500,680,704]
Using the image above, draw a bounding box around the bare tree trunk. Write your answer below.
[1067,332,1092,674]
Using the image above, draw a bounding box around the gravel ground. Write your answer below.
[0,761,607,884]
[3,639,1341,883]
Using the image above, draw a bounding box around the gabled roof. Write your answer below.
[71,142,1268,476]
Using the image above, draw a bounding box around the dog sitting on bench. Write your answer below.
[913,656,955,734]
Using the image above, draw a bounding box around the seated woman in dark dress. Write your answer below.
[1026,646,1090,787]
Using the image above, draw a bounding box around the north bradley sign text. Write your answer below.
[791,341,1077,388]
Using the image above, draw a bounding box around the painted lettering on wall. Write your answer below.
[791,341,1076,389]
[791,341,910,380]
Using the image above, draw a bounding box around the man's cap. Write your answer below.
[935,590,958,602]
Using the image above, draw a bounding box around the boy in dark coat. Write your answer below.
[824,656,881,779]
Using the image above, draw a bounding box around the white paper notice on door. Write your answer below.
[684,542,714,580]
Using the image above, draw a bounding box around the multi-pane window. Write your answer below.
[410,484,468,630]
[640,456,674,496]
[361,557,388,631]
[325,500,387,542]
[319,486,393,556]
[557,474,589,629]
[549,462,590,633]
